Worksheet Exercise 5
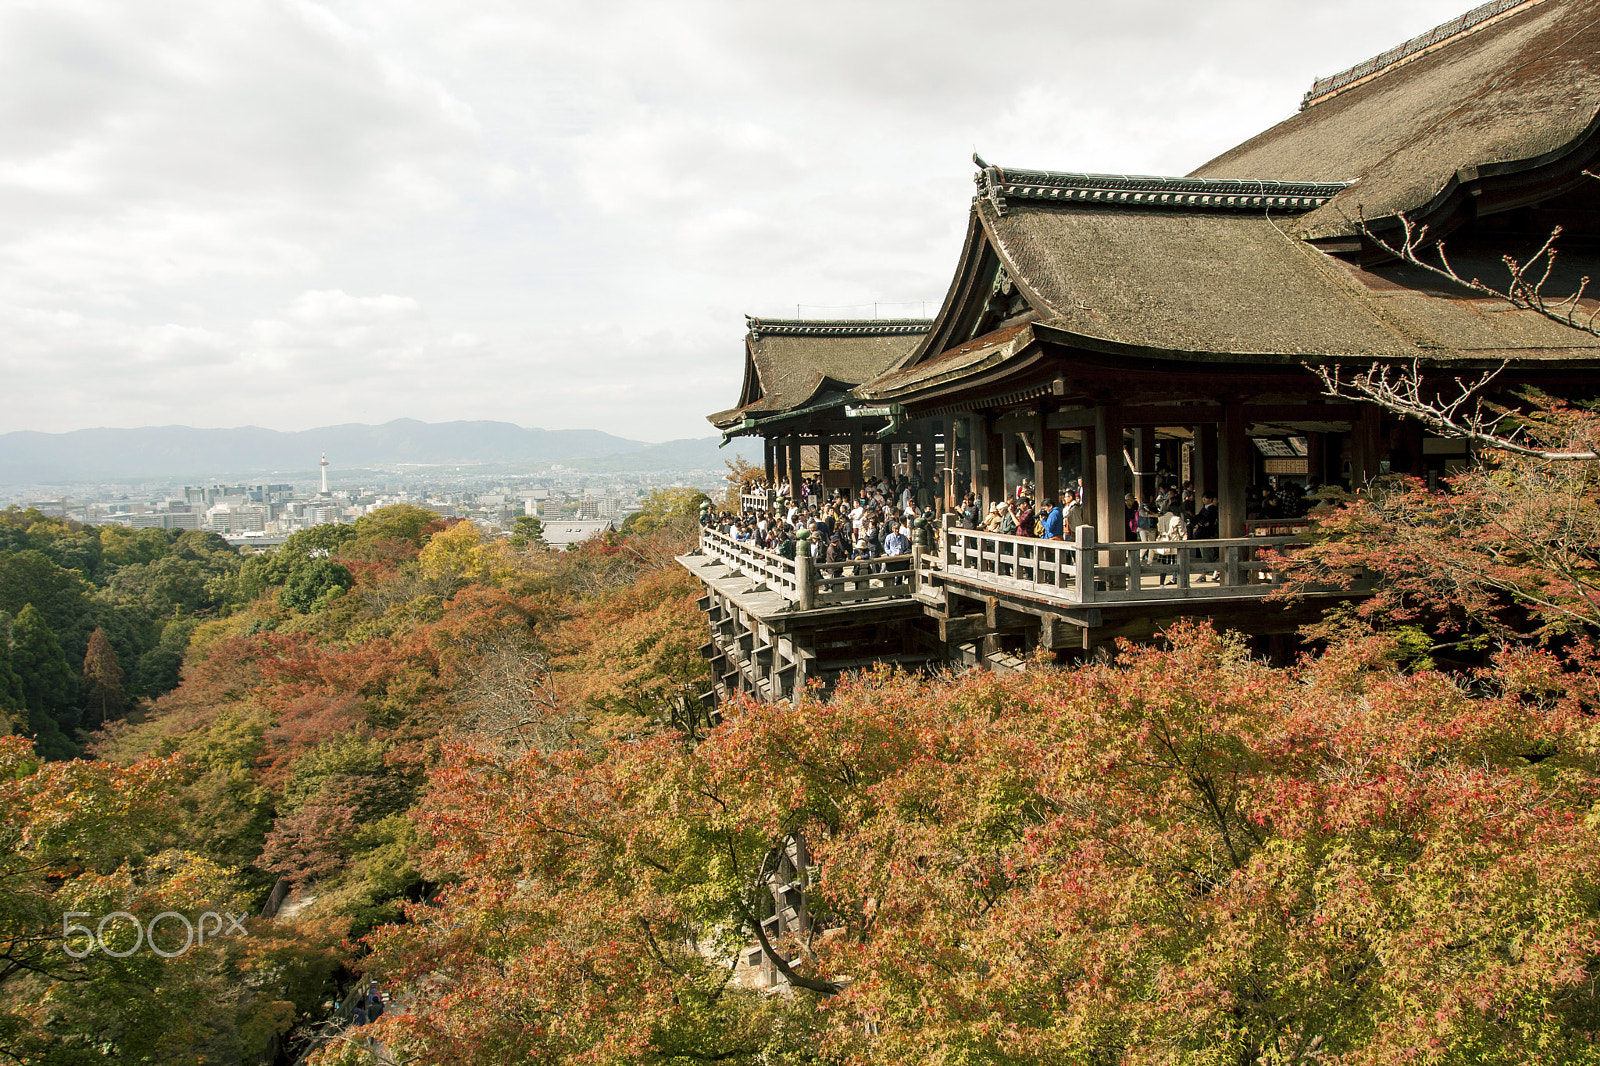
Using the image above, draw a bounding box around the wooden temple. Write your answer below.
[683,0,1600,706]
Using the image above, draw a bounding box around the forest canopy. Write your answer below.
[4,420,1600,1066]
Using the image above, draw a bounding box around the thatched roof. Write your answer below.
[707,319,929,429]
[1194,0,1600,237]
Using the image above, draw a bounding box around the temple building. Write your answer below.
[683,0,1600,707]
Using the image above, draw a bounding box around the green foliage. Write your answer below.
[352,504,441,548]
[279,559,355,614]
[0,550,89,659]
[11,605,78,756]
[98,523,173,569]
[0,615,25,715]
[509,514,546,548]
[81,627,127,728]
[236,524,358,603]
[623,487,711,535]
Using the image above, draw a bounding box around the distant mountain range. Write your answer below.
[0,419,760,485]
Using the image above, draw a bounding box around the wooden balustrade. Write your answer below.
[699,526,803,599]
[937,516,1325,605]
[703,519,1345,613]
[698,527,914,609]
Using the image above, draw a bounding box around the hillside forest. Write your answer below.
[4,396,1600,1065]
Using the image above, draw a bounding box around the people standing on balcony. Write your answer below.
[1155,501,1188,586]
[958,493,980,530]
[998,502,1018,535]
[1064,490,1084,537]
[1131,492,1158,566]
[1041,498,1063,541]
[1014,497,1035,538]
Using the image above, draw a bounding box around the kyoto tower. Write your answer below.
[319,452,330,496]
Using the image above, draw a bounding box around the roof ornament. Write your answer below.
[973,153,1009,216]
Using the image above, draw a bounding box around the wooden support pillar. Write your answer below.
[1029,413,1046,502]
[1195,423,1217,501]
[919,424,936,500]
[985,424,1005,510]
[1218,403,1249,539]
[848,430,864,497]
[1133,426,1156,506]
[764,438,776,486]
[1042,425,1060,505]
[1093,405,1126,548]
[788,436,802,504]
[1306,432,1326,486]
[1396,418,1424,477]
[1077,428,1097,523]
[968,415,985,503]
[1351,404,1382,486]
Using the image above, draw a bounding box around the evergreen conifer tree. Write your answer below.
[11,604,79,748]
[81,627,126,727]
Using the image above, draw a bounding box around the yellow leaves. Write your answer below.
[417,521,496,584]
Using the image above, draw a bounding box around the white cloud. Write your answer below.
[1,0,1477,439]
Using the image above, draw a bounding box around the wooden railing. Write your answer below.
[701,519,1360,615]
[739,490,776,512]
[937,516,1333,605]
[700,526,803,599]
[810,554,916,607]
[698,527,915,610]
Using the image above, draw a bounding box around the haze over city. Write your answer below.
[4,0,1471,444]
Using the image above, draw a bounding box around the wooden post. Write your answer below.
[1093,406,1126,565]
[1352,404,1382,486]
[1074,525,1095,603]
[1396,417,1423,476]
[1042,425,1060,506]
[1306,432,1326,486]
[919,424,937,502]
[788,436,802,504]
[849,430,864,497]
[911,543,923,593]
[795,541,815,611]
[764,438,776,486]
[1195,423,1217,501]
[986,425,1005,509]
[1078,428,1097,531]
[969,415,985,504]
[1031,413,1046,502]
[1135,426,1156,507]
[1219,403,1248,540]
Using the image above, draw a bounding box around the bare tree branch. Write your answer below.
[1314,360,1599,462]
[1358,207,1600,336]
[1310,203,1600,462]
[452,634,586,755]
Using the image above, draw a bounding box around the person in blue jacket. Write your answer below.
[1041,498,1064,540]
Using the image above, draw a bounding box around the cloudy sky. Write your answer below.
[2,0,1473,442]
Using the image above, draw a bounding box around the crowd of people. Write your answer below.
[717,471,1326,586]
[708,474,938,570]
